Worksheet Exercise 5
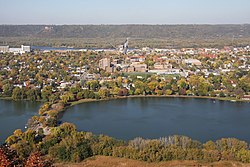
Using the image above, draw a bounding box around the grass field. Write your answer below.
[55,156,250,167]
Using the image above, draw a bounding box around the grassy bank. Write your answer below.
[0,96,12,100]
[55,155,250,167]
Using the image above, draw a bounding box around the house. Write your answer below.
[133,63,147,72]
[154,63,172,70]
[182,59,202,66]
[242,95,250,100]
[99,58,110,70]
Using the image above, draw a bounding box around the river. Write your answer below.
[0,100,41,142]
[61,97,250,143]
[31,46,116,51]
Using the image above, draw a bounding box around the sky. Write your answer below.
[0,0,249,25]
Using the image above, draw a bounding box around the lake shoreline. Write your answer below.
[1,94,249,106]
[69,94,249,107]
[63,95,250,143]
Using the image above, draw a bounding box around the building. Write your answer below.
[154,63,172,70]
[182,59,202,66]
[0,45,30,54]
[242,95,250,100]
[133,63,147,72]
[99,58,110,70]
[0,46,9,53]
[21,45,31,52]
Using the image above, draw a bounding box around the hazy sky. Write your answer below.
[0,0,249,24]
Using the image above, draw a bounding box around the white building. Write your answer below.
[21,45,31,52]
[182,59,202,66]
[0,46,9,53]
[0,45,30,54]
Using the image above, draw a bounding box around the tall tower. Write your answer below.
[122,38,129,54]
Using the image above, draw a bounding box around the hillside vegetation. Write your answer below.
[1,25,250,38]
[0,24,250,48]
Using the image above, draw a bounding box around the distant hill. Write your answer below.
[0,24,250,38]
[0,25,250,48]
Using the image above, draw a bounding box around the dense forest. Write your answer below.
[1,25,250,38]
[2,120,250,166]
[0,24,250,48]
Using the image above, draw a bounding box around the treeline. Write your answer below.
[1,25,250,39]
[2,122,250,166]
[3,72,250,103]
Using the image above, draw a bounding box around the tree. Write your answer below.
[2,83,14,96]
[20,87,27,100]
[117,88,129,96]
[13,129,23,138]
[234,88,244,99]
[76,91,84,100]
[70,86,81,95]
[165,89,172,95]
[25,152,52,167]
[171,84,178,93]
[0,145,20,166]
[60,92,75,104]
[237,150,250,163]
[23,129,36,144]
[12,87,22,100]
[51,123,76,138]
[0,147,10,166]
[117,76,123,88]
[41,86,53,102]
[219,91,226,97]
[86,80,100,91]
[189,76,210,96]
[134,80,146,95]
[48,131,92,162]
[11,140,33,160]
[112,86,120,95]
[26,88,37,101]
[98,89,110,99]
[49,93,59,103]
[238,75,250,93]
[177,78,188,89]
[147,81,158,94]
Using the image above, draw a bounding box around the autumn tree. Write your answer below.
[25,152,53,167]
[12,87,22,100]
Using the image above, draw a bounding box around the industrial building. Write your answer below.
[0,45,31,54]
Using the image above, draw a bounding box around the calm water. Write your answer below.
[0,100,41,142]
[31,46,116,51]
[62,97,250,143]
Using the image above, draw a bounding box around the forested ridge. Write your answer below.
[1,24,250,48]
[1,24,250,38]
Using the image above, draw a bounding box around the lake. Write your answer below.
[61,97,250,143]
[0,100,41,142]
